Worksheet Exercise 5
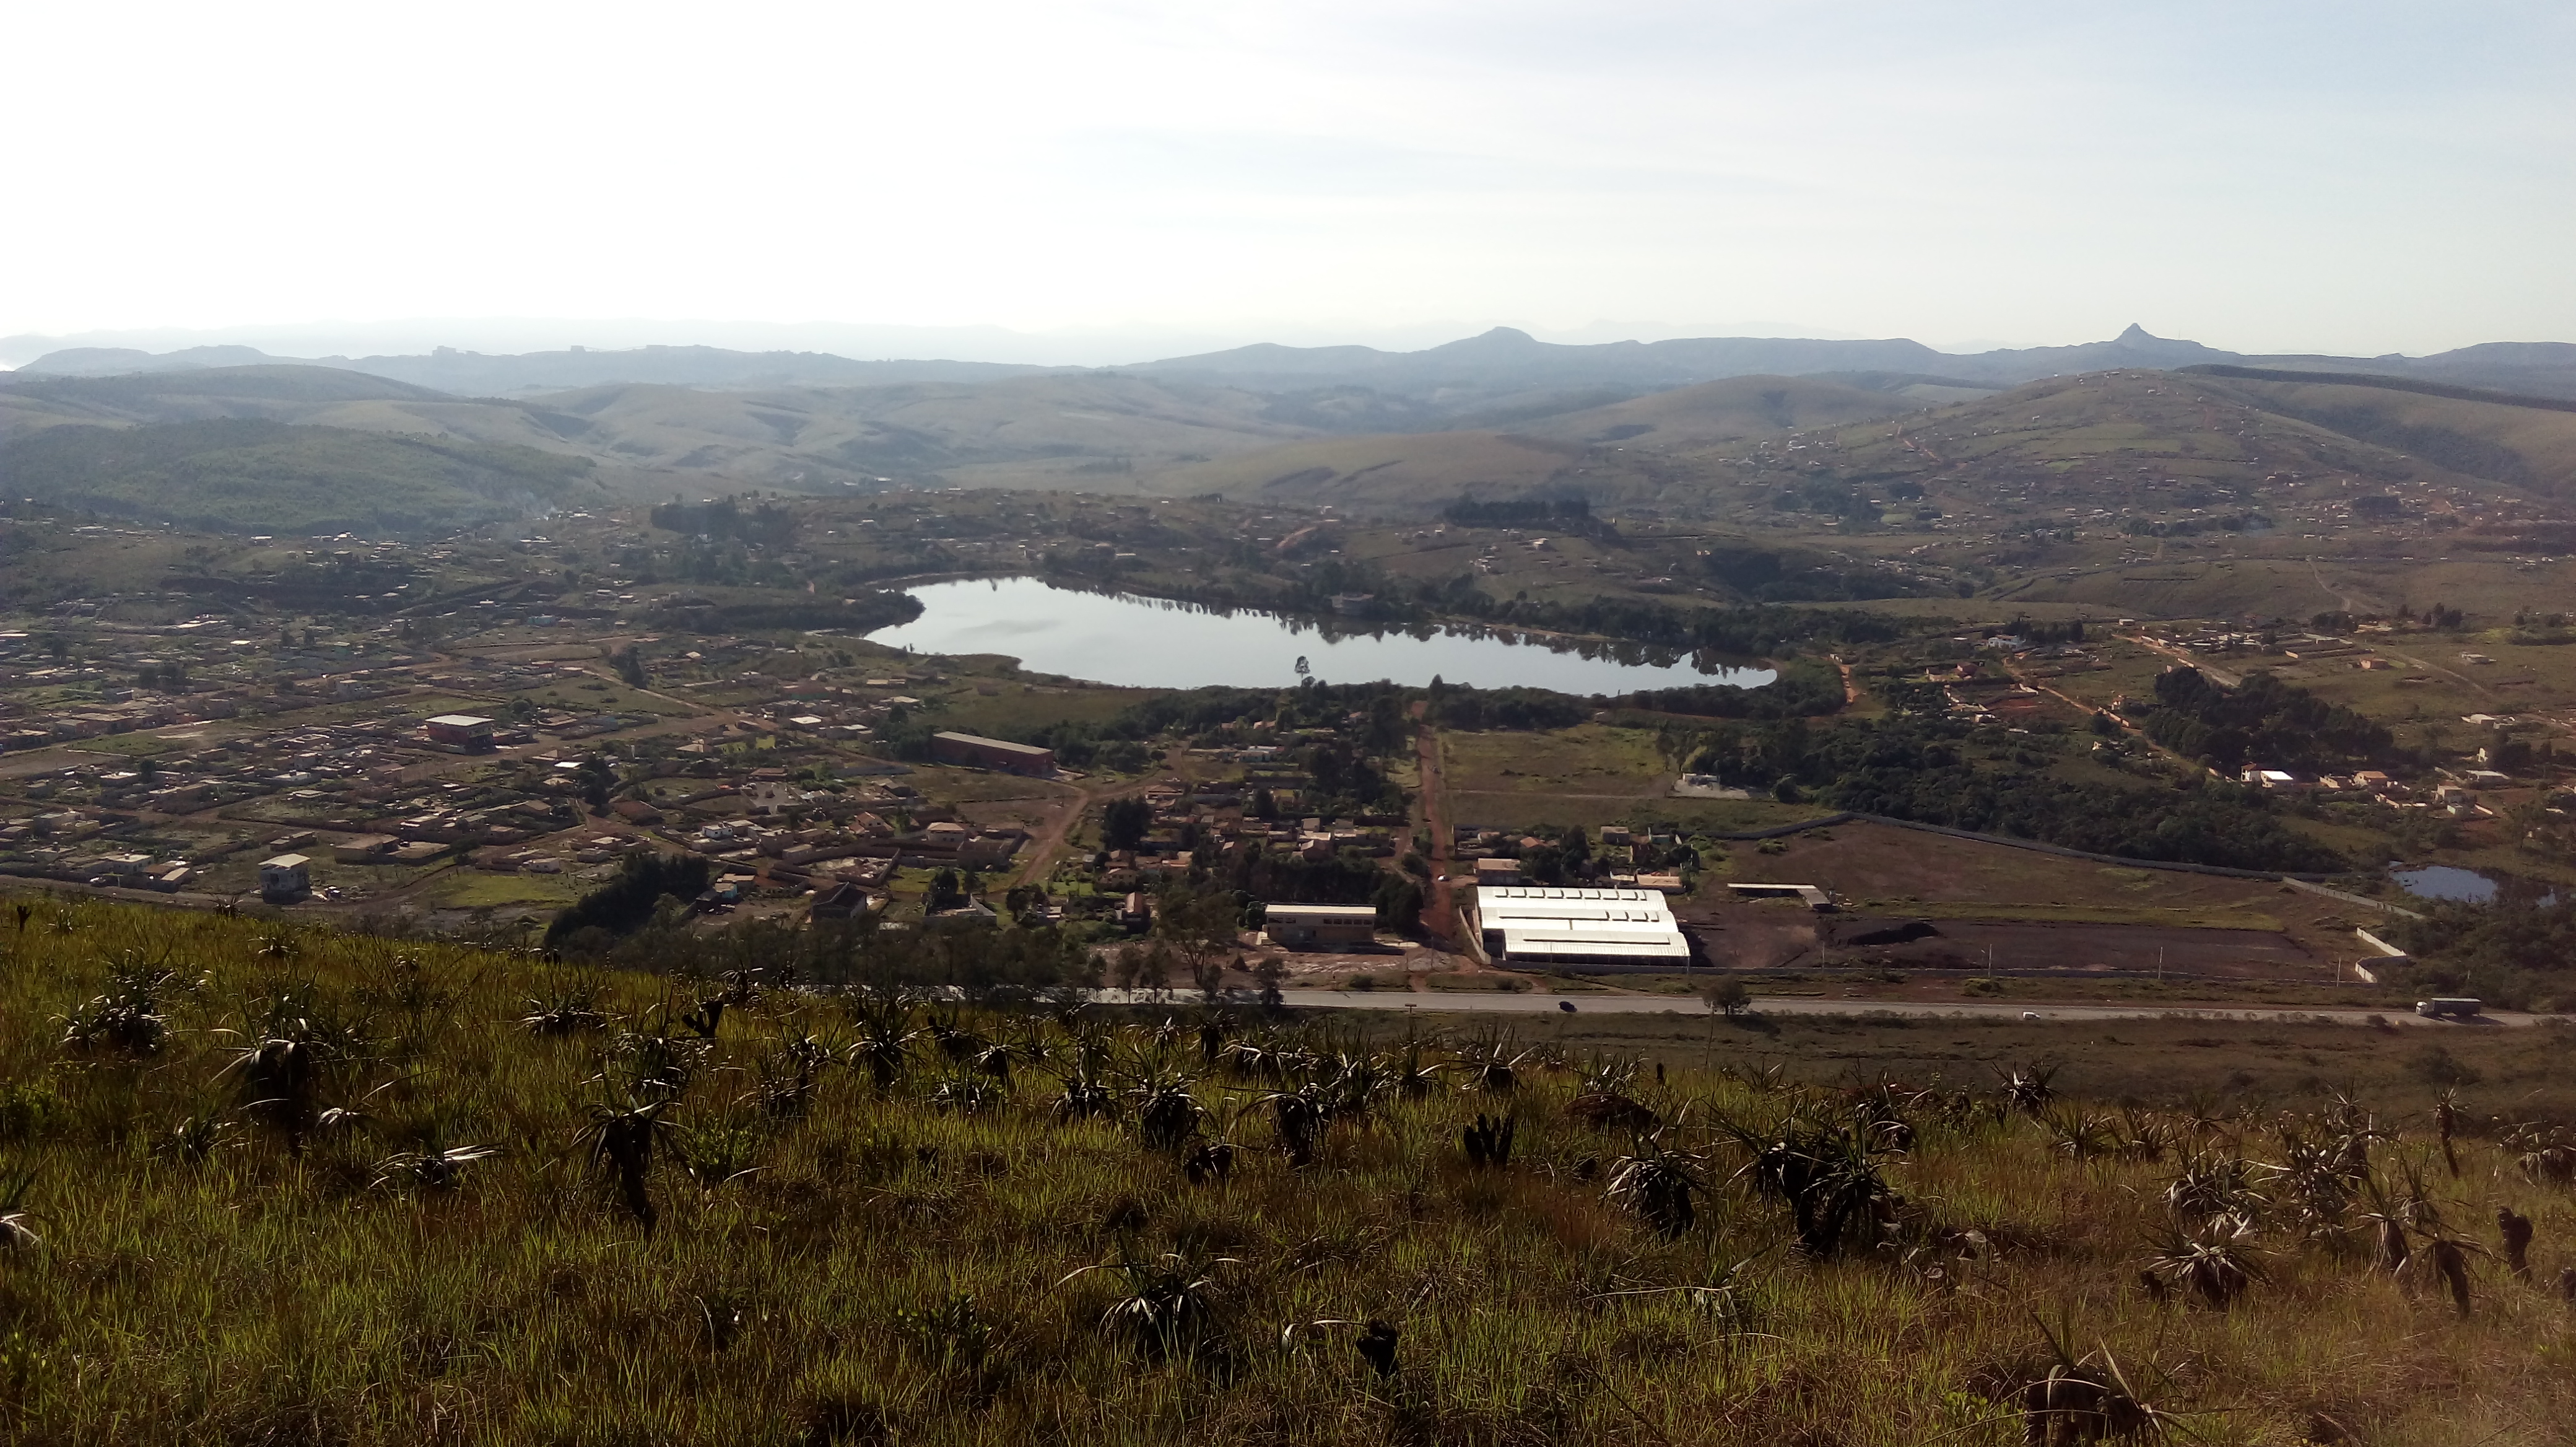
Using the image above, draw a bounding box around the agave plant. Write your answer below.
[1998,1062,2059,1117]
[602,1022,710,1101]
[745,1035,831,1119]
[578,1095,674,1234]
[1264,1082,1331,1168]
[2020,1323,2180,1445]
[1060,1248,1237,1360]
[2161,1149,2266,1225]
[215,989,364,1158]
[58,959,175,1057]
[1458,1032,1531,1096]
[1607,1136,1704,1239]
[2045,1109,2120,1163]
[2261,1131,2358,1252]
[1184,1139,1238,1185]
[1729,1111,1899,1258]
[928,1069,1001,1116]
[369,1139,501,1194]
[894,1291,1001,1379]
[1388,1037,1445,1101]
[1128,1069,1206,1153]
[151,1103,239,1166]
[0,1168,38,1251]
[520,989,607,1037]
[1050,1038,1120,1123]
[845,995,921,1095]
[2141,1213,2264,1309]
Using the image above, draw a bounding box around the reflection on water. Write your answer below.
[2391,865,2499,904]
[865,577,1776,693]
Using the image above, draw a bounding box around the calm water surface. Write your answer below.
[866,577,1776,693]
[2391,865,2499,904]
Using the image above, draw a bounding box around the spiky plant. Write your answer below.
[2045,1109,2120,1163]
[1264,1082,1329,1168]
[0,1168,37,1251]
[1182,1140,1236,1185]
[151,1103,238,1166]
[520,989,607,1037]
[368,1139,500,1194]
[2497,1205,2534,1282]
[1128,1069,1205,1153]
[578,1095,673,1234]
[1730,1111,1899,1258]
[1389,1034,1444,1101]
[2141,1213,2263,1309]
[746,1034,830,1119]
[2161,1149,2266,1225]
[1050,1037,1120,1123]
[1060,1248,1236,1360]
[1458,1032,1530,1096]
[215,989,363,1158]
[1607,1137,1703,1240]
[1462,1113,1515,1170]
[845,995,920,1095]
[603,1022,710,1101]
[2117,1108,2177,1165]
[2020,1323,2179,1445]
[1998,1062,2059,1117]
[928,1069,1001,1116]
[58,959,174,1057]
[894,1291,999,1379]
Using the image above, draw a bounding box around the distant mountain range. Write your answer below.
[13,324,2576,401]
[14,343,1045,393]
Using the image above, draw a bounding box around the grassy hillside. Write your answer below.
[2202,374,2576,499]
[0,364,453,438]
[0,418,601,534]
[1508,375,1918,448]
[1,899,2570,1444]
[1141,429,1591,508]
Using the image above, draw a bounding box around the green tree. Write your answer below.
[1100,797,1152,852]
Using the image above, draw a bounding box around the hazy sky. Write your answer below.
[9,1,2571,360]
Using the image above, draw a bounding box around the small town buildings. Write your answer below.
[1474,886,1688,967]
[929,731,1056,776]
[1473,856,1524,886]
[808,881,876,921]
[425,714,497,751]
[1726,882,1835,910]
[258,854,311,901]
[1263,903,1380,950]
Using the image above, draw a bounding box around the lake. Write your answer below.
[865,577,1776,694]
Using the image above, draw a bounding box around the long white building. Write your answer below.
[1474,885,1690,968]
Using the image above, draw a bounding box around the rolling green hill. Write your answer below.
[2193,372,2576,499]
[0,417,603,534]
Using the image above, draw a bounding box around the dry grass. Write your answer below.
[0,899,2571,1443]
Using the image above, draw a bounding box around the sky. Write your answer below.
[7,1,2572,364]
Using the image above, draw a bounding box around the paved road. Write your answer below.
[1261,989,2542,1028]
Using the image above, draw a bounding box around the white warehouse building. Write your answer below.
[1475,886,1690,968]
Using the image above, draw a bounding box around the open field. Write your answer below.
[5,900,2576,1445]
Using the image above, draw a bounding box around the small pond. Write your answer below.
[865,577,1776,694]
[2391,865,2499,904]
